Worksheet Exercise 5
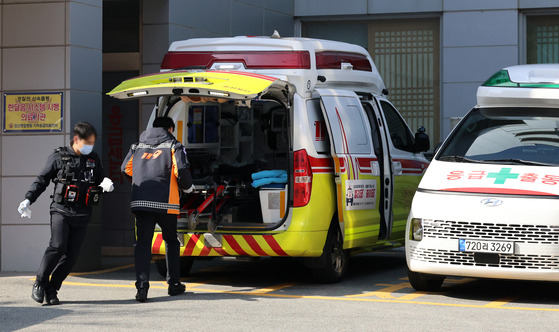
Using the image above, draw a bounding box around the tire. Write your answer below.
[155,256,195,278]
[407,269,445,291]
[310,224,348,283]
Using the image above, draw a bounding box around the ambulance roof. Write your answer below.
[163,36,386,96]
[168,36,369,54]
[477,64,559,108]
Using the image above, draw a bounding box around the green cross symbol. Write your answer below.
[487,168,519,184]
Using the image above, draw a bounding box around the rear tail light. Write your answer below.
[315,51,372,72]
[161,51,311,70]
[293,149,313,207]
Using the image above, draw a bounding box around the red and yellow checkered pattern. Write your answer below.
[152,233,289,257]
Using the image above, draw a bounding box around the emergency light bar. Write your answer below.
[483,69,559,88]
[477,65,559,107]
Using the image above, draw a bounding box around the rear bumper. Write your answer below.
[151,230,328,258]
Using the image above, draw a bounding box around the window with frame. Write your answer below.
[380,101,415,152]
[527,15,559,64]
[302,18,440,143]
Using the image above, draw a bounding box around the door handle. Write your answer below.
[392,161,403,176]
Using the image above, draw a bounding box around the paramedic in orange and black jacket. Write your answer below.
[121,116,193,302]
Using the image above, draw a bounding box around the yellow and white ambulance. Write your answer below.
[109,35,430,282]
[406,64,559,290]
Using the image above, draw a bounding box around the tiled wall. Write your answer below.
[441,6,519,136]
[0,0,103,271]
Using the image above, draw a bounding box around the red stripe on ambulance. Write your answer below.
[243,235,268,256]
[183,233,200,256]
[224,235,250,256]
[263,235,289,256]
[152,233,164,254]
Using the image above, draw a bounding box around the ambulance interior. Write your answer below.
[155,95,290,230]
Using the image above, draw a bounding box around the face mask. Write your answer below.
[80,144,94,155]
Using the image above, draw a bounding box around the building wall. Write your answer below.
[0,0,295,271]
[295,0,559,141]
[440,2,519,136]
[0,0,103,271]
[1,0,555,272]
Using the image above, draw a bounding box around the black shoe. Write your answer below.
[168,282,186,296]
[32,282,45,304]
[45,288,60,305]
[135,288,148,302]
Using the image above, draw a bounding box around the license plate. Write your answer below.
[459,239,514,254]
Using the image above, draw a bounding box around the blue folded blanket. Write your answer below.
[251,170,288,188]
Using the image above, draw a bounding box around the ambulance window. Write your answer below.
[380,101,414,152]
[337,104,370,154]
[306,99,330,154]
[363,103,382,157]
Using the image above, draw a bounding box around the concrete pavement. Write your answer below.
[1,250,558,331]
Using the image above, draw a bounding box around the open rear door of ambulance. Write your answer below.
[108,70,294,232]
[316,89,385,248]
[107,70,290,102]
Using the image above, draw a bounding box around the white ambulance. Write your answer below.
[406,64,559,290]
[109,34,430,282]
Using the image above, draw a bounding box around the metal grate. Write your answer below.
[409,247,559,270]
[527,15,559,64]
[369,18,440,142]
[423,219,559,245]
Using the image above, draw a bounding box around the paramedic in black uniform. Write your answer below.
[17,122,114,305]
[121,116,193,302]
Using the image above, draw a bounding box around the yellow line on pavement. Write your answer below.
[347,282,411,298]
[191,287,559,312]
[57,280,559,312]
[483,296,521,308]
[246,282,298,294]
[69,264,135,276]
[398,291,431,301]
[345,282,433,301]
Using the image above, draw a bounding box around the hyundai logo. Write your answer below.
[481,198,503,207]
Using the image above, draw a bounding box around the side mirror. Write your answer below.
[414,126,430,152]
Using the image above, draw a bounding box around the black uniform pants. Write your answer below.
[36,212,90,290]
[134,211,180,290]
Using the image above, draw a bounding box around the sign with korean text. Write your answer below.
[345,179,377,210]
[421,162,559,196]
[3,92,63,132]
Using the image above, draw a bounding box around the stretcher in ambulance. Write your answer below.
[406,64,559,290]
[109,35,430,282]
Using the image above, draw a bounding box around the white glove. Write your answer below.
[18,199,32,219]
[99,177,114,192]
[183,184,195,194]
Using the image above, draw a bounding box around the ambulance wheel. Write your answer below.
[311,224,348,283]
[407,270,445,291]
[155,257,195,278]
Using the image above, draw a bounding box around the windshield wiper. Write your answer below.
[438,155,483,163]
[481,159,555,166]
